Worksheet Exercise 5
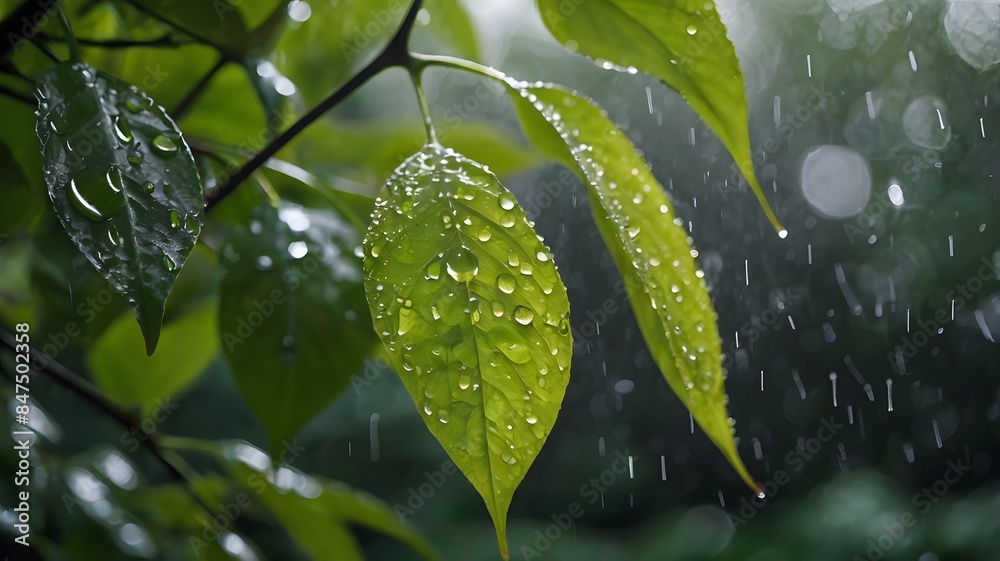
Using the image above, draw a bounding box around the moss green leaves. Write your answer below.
[509,83,760,493]
[219,202,375,454]
[536,0,785,233]
[363,144,572,559]
[35,61,204,355]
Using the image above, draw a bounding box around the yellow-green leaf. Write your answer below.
[363,144,573,560]
[510,82,760,493]
[536,0,785,234]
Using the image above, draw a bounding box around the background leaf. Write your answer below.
[364,144,573,559]
[126,0,250,55]
[417,0,481,60]
[89,257,218,411]
[535,0,784,232]
[509,83,760,492]
[35,61,205,354]
[221,441,440,561]
[218,201,374,453]
[0,137,41,237]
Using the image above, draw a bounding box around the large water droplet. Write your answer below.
[497,274,516,294]
[67,166,126,222]
[184,214,200,235]
[113,115,133,144]
[424,259,442,281]
[123,91,151,113]
[445,247,479,282]
[151,134,179,156]
[513,306,534,325]
[499,192,516,211]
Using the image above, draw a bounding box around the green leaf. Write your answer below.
[127,0,249,55]
[219,201,374,453]
[363,144,573,560]
[89,295,217,411]
[421,0,481,60]
[221,441,440,561]
[509,83,760,493]
[536,0,785,234]
[0,136,41,238]
[35,61,205,354]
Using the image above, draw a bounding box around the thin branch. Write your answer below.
[28,36,61,63]
[0,84,34,106]
[0,326,215,518]
[122,0,228,55]
[171,57,227,120]
[40,32,194,49]
[0,0,50,60]
[204,0,425,212]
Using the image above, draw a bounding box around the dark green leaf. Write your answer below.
[127,0,249,55]
[221,441,440,561]
[510,83,760,492]
[536,0,785,233]
[219,201,374,453]
[35,61,205,354]
[364,144,573,560]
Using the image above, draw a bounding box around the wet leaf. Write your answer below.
[510,83,760,493]
[536,0,784,233]
[219,201,374,453]
[35,61,204,354]
[221,441,440,561]
[364,143,573,560]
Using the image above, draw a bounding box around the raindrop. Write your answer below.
[163,254,179,273]
[67,166,126,222]
[513,306,533,325]
[183,214,200,235]
[151,134,179,156]
[169,210,180,228]
[497,274,516,294]
[499,193,516,211]
[113,115,133,144]
[445,247,479,282]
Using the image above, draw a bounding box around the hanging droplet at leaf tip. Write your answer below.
[778,228,788,239]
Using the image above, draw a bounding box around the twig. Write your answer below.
[0,84,34,106]
[205,0,424,211]
[40,32,193,49]
[172,57,227,120]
